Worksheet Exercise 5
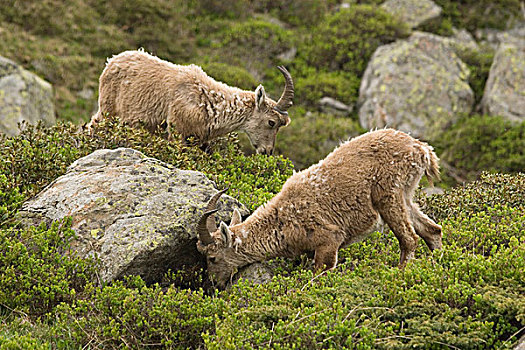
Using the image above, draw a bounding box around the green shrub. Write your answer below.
[275,109,364,169]
[199,62,258,90]
[418,15,455,36]
[455,48,494,105]
[52,279,223,349]
[418,172,525,223]
[212,19,294,69]
[194,0,253,19]
[0,333,48,350]
[253,0,338,27]
[0,219,97,316]
[300,5,410,76]
[435,114,525,182]
[295,70,360,107]
[433,0,523,32]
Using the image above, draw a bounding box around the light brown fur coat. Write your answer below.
[197,129,442,288]
[89,50,290,154]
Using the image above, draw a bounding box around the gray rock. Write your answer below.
[476,25,525,49]
[318,96,353,116]
[515,334,525,350]
[0,56,55,136]
[233,262,275,286]
[358,32,474,139]
[381,0,442,29]
[277,47,297,62]
[451,27,479,51]
[481,43,525,123]
[18,148,248,284]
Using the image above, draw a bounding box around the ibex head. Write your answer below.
[196,189,243,289]
[242,66,294,155]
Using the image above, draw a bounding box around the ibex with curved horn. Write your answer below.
[197,129,443,288]
[88,49,294,154]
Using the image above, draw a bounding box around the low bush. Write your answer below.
[433,0,523,32]
[211,19,294,69]
[294,70,360,107]
[199,62,258,90]
[435,114,525,182]
[418,172,525,223]
[299,5,410,76]
[275,109,364,169]
[253,0,338,27]
[0,219,97,316]
[52,278,222,349]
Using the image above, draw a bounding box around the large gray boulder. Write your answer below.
[0,56,55,136]
[476,25,525,49]
[481,43,525,123]
[381,0,442,29]
[358,32,474,139]
[18,148,248,284]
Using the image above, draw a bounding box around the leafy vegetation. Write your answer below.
[0,157,523,347]
[433,0,523,32]
[298,5,410,76]
[276,108,364,169]
[435,114,525,183]
[1,1,524,348]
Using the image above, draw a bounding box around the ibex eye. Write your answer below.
[208,257,216,263]
[268,120,276,128]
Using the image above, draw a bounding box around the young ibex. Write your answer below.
[88,50,294,154]
[197,129,442,288]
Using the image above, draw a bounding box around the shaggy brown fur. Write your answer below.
[197,129,442,288]
[88,50,293,154]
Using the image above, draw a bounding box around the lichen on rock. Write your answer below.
[358,31,474,139]
[481,43,525,123]
[18,148,248,284]
[0,55,55,136]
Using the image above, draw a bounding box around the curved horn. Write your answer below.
[197,209,218,245]
[197,188,228,245]
[275,66,294,112]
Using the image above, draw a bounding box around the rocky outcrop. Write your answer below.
[476,25,525,49]
[18,148,248,284]
[358,32,474,139]
[481,43,525,123]
[380,0,442,29]
[0,56,55,136]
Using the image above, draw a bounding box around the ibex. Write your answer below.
[87,50,294,154]
[197,129,442,288]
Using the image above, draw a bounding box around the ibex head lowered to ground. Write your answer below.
[88,50,294,155]
[197,129,443,289]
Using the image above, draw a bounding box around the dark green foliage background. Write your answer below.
[0,0,524,348]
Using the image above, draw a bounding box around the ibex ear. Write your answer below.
[230,208,242,226]
[255,85,266,111]
[219,221,233,248]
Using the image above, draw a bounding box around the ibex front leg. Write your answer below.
[313,226,345,272]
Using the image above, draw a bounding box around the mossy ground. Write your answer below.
[0,121,523,350]
[1,1,524,348]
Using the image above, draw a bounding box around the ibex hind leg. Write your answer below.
[409,202,442,251]
[376,193,419,268]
